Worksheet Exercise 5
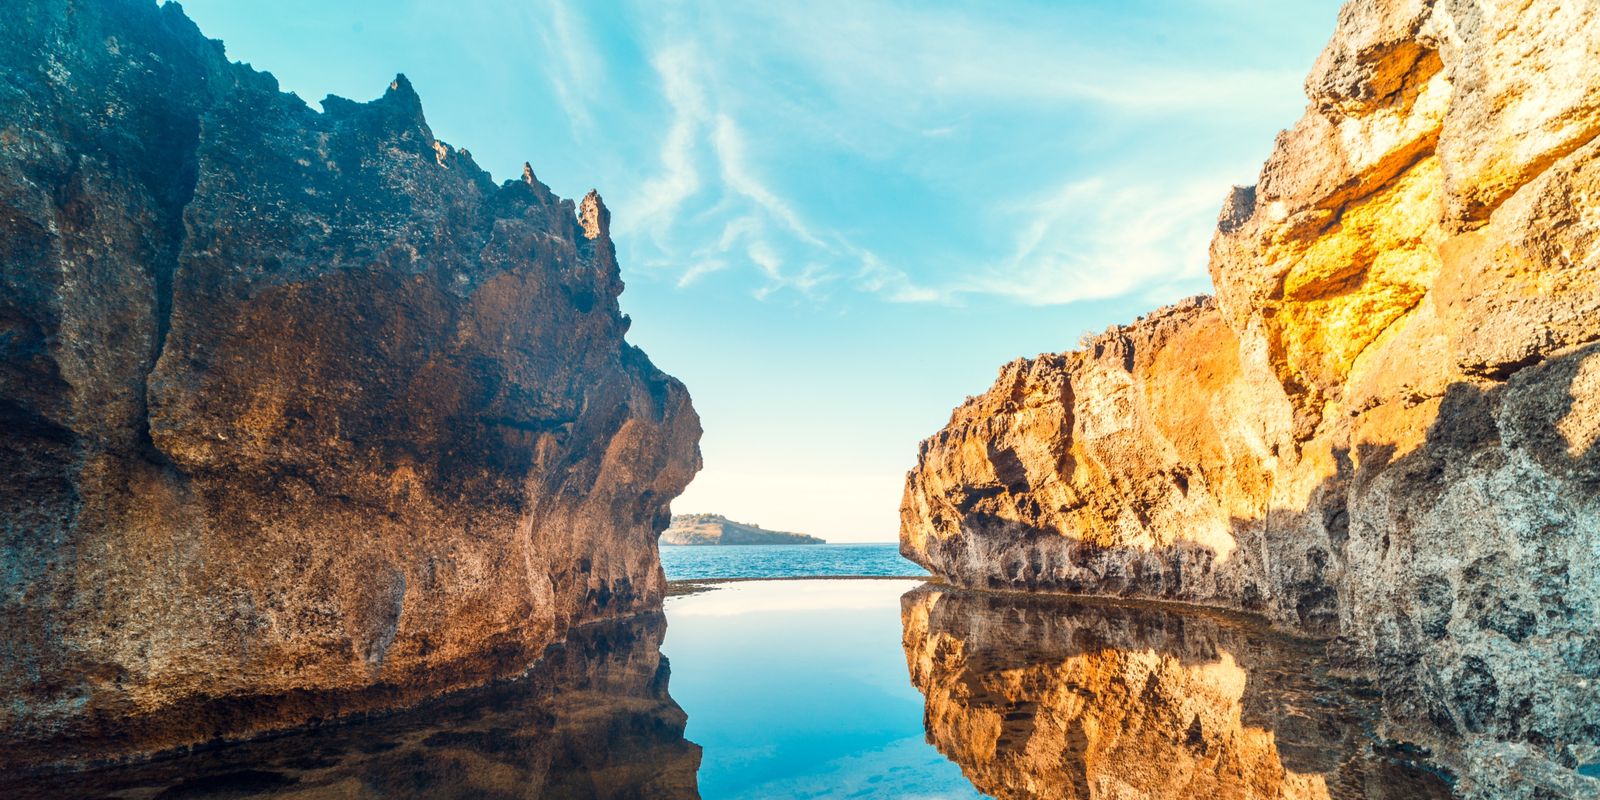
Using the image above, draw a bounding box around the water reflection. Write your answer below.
[663,579,984,799]
[902,585,1460,800]
[1,582,1488,799]
[1,614,700,800]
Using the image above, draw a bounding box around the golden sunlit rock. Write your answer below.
[902,1,1600,795]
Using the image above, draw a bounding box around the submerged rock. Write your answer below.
[0,0,699,765]
[901,1,1600,795]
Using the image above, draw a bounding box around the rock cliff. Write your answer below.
[0,0,699,766]
[902,0,1600,794]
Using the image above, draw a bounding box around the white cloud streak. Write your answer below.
[624,44,707,239]
[621,43,862,301]
[710,115,826,249]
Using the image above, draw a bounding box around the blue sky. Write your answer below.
[179,0,1343,542]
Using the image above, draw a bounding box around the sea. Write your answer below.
[659,542,925,580]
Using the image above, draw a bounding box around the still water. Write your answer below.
[668,580,1458,800]
[2,579,1465,799]
[663,580,982,799]
[660,543,925,580]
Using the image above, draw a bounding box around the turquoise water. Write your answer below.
[660,542,926,580]
[662,579,986,800]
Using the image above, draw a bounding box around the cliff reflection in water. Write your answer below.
[902,585,1459,800]
[2,614,699,800]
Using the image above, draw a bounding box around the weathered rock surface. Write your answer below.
[902,0,1600,795]
[660,513,825,545]
[0,0,699,766]
[902,585,1468,800]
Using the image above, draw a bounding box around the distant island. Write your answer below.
[660,514,825,546]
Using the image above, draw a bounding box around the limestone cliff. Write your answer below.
[0,0,700,766]
[902,0,1600,794]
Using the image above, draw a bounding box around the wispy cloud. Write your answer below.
[676,258,730,288]
[624,44,707,239]
[698,1,1304,121]
[582,0,1310,310]
[854,252,943,304]
[531,0,601,132]
[832,175,1225,307]
[959,176,1226,305]
[710,115,826,248]
[615,43,848,301]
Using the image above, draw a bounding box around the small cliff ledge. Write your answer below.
[660,513,825,545]
[902,1,1600,796]
[0,0,700,766]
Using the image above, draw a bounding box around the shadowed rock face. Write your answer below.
[901,1,1600,795]
[901,585,1461,800]
[0,0,699,765]
[0,613,701,800]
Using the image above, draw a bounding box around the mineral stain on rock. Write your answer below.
[901,1,1600,797]
[0,0,699,766]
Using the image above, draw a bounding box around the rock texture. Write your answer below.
[902,585,1463,800]
[0,613,701,800]
[660,513,825,545]
[0,0,699,766]
[902,1,1600,795]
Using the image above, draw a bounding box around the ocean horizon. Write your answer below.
[660,542,926,581]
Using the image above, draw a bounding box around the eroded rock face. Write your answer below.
[0,0,699,765]
[901,297,1292,619]
[902,0,1600,795]
[901,585,1463,800]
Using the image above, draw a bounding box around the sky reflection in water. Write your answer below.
[3,577,1468,799]
[665,579,985,799]
[669,578,1463,800]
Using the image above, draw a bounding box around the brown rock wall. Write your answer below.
[0,0,699,765]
